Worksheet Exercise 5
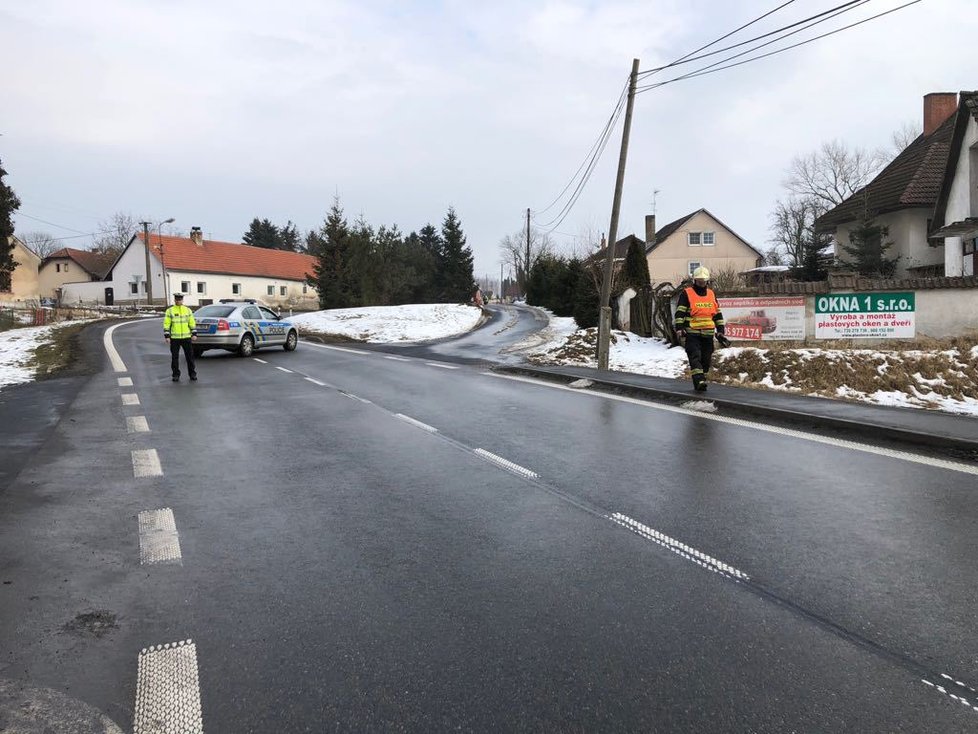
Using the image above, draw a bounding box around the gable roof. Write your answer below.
[815,111,956,230]
[931,91,978,236]
[44,247,115,278]
[645,208,763,258]
[591,234,642,262]
[137,233,317,281]
[12,237,41,263]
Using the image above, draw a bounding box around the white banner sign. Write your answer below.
[717,297,805,341]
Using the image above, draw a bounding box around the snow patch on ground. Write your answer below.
[0,323,73,392]
[288,304,483,343]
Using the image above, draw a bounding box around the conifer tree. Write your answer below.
[0,159,21,292]
[621,238,651,289]
[242,218,282,249]
[841,207,899,277]
[439,207,474,302]
[307,197,351,309]
[279,220,300,251]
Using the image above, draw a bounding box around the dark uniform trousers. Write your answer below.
[684,334,715,386]
[170,338,197,379]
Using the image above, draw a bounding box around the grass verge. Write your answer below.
[29,323,92,380]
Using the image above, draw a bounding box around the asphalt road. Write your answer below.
[2,317,978,732]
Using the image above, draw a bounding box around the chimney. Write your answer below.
[645,214,656,245]
[190,226,203,246]
[923,92,957,136]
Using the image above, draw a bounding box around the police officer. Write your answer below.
[163,293,198,382]
[674,266,728,392]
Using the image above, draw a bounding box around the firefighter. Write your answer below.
[674,266,729,392]
[163,293,198,382]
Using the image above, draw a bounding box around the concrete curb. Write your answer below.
[494,364,978,459]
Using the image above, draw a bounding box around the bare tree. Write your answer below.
[890,121,922,156]
[19,231,60,258]
[499,227,555,295]
[784,140,887,214]
[93,212,140,257]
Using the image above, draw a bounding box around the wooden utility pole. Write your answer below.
[141,221,153,305]
[597,58,640,370]
[525,207,531,296]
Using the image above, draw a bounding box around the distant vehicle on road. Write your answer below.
[192,300,298,357]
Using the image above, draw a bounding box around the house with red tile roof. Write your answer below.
[38,247,115,300]
[816,92,975,278]
[1,237,42,305]
[60,227,320,308]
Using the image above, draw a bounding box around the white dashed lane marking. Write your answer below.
[127,416,150,434]
[305,343,370,355]
[922,678,978,714]
[253,358,267,364]
[134,640,203,733]
[122,394,140,406]
[304,377,326,386]
[138,508,182,565]
[473,449,538,478]
[118,377,133,387]
[274,366,293,373]
[384,355,410,362]
[395,414,438,433]
[426,362,460,370]
[132,449,163,478]
[610,513,750,581]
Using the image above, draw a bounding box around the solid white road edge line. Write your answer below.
[426,362,460,370]
[122,393,140,406]
[610,512,750,582]
[132,449,163,478]
[485,373,978,477]
[274,366,293,373]
[103,322,131,373]
[137,508,182,565]
[134,640,203,733]
[394,413,438,433]
[127,416,150,434]
[118,377,133,387]
[473,449,538,478]
[303,342,370,355]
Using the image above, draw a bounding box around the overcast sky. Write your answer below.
[2,0,976,278]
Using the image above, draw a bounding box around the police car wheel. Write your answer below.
[284,330,298,351]
[238,333,255,357]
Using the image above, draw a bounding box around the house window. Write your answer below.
[702,232,715,246]
[196,282,206,294]
[688,261,701,276]
[64,263,68,272]
[180,281,190,293]
[56,263,61,272]
[279,286,287,296]
[130,282,138,294]
[232,283,241,295]
[965,239,976,255]
[302,284,307,294]
[688,232,701,246]
[267,285,275,296]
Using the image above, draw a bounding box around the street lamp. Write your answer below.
[157,218,175,306]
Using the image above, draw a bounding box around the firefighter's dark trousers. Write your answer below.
[684,333,714,388]
[169,338,197,379]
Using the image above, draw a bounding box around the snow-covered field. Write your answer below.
[288,304,483,343]
[0,323,73,392]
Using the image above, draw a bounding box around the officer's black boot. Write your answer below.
[693,373,707,392]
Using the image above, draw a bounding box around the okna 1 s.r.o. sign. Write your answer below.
[815,292,915,339]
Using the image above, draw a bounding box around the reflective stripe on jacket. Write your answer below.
[163,305,196,339]
[675,286,724,335]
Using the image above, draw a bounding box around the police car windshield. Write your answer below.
[194,305,236,318]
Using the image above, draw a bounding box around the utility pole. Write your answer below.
[500,262,503,303]
[525,207,531,297]
[141,221,153,306]
[597,58,640,370]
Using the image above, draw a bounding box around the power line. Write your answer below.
[15,211,92,235]
[637,0,864,79]
[636,0,922,94]
[640,0,799,79]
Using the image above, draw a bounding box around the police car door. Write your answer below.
[258,306,287,345]
[241,305,263,345]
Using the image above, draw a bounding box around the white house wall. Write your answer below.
[833,209,940,277]
[943,115,978,276]
[111,239,164,303]
[165,270,318,309]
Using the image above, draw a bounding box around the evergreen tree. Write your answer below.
[621,238,651,289]
[439,207,474,302]
[841,207,899,277]
[793,229,833,281]
[402,230,438,303]
[242,217,282,249]
[573,267,600,329]
[307,197,351,309]
[417,224,444,301]
[280,220,300,251]
[0,159,20,292]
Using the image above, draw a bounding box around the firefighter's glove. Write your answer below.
[717,335,731,348]
[675,329,687,341]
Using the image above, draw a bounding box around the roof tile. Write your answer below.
[139,234,317,281]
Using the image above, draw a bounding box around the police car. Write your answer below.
[192,299,298,357]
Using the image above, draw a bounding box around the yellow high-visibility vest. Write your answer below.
[163,305,196,339]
